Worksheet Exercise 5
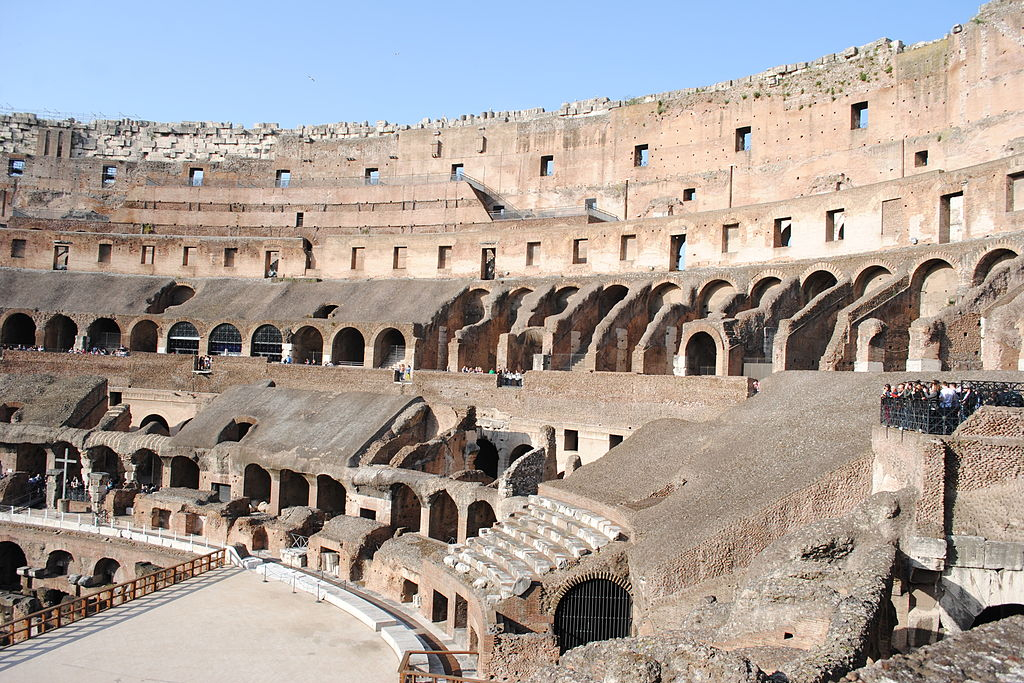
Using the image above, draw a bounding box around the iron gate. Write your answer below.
[553,578,632,654]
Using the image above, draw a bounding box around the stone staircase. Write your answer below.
[442,496,623,602]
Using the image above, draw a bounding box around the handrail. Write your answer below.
[0,548,225,647]
[397,650,484,683]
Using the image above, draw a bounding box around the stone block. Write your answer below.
[907,536,946,571]
[983,541,1024,571]
[949,536,986,568]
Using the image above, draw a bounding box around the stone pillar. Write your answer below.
[456,505,468,545]
[46,468,64,509]
[74,334,87,352]
[268,471,282,515]
[159,457,172,488]
[305,474,318,511]
[418,505,431,538]
[88,472,110,510]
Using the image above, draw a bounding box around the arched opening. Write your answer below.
[316,475,346,515]
[129,320,159,352]
[973,249,1018,286]
[86,318,121,351]
[390,483,421,533]
[332,328,365,366]
[291,326,323,364]
[46,550,74,577]
[553,287,578,315]
[685,332,717,375]
[914,259,958,318]
[462,290,488,326]
[279,469,309,509]
[217,418,256,443]
[475,439,499,479]
[93,558,121,585]
[169,456,199,489]
[698,281,737,316]
[207,323,242,356]
[648,283,683,316]
[749,277,783,309]
[132,449,162,487]
[466,500,496,539]
[244,464,271,503]
[374,328,406,368]
[147,284,195,314]
[554,579,633,654]
[312,304,338,319]
[508,444,533,467]
[250,325,283,362]
[140,414,170,436]
[44,314,77,351]
[90,446,125,483]
[854,266,893,298]
[167,321,200,355]
[507,288,533,327]
[801,271,839,305]
[251,528,268,551]
[0,541,27,589]
[971,603,1024,628]
[1,313,36,347]
[0,403,21,423]
[428,490,459,543]
[598,285,629,319]
[54,443,83,489]
[16,444,46,476]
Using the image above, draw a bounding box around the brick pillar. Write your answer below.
[268,470,282,515]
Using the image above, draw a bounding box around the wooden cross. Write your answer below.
[54,447,77,501]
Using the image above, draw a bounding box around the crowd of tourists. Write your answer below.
[879,379,1024,434]
[1,344,130,356]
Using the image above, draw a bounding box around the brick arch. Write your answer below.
[908,250,967,287]
[851,262,898,298]
[745,268,788,297]
[971,245,1020,286]
[798,262,843,287]
[548,570,633,608]
[676,322,728,375]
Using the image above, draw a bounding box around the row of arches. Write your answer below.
[0,542,121,588]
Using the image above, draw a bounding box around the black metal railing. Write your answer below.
[879,381,1024,434]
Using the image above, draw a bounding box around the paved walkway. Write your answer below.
[0,567,398,682]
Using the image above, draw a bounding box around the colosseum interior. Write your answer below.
[1,1,1023,681]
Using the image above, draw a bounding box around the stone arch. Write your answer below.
[140,414,171,436]
[466,500,496,539]
[0,403,22,423]
[475,438,499,479]
[89,445,125,482]
[207,323,242,355]
[799,263,843,288]
[131,449,162,486]
[972,248,1018,286]
[44,314,77,351]
[0,541,27,589]
[428,490,459,543]
[251,527,268,551]
[749,276,783,309]
[217,417,256,443]
[244,464,271,503]
[912,258,958,318]
[373,328,406,367]
[552,287,579,315]
[598,284,630,319]
[147,284,195,314]
[684,331,718,375]
[1,312,37,347]
[316,474,346,515]
[853,265,894,298]
[462,289,489,326]
[279,469,309,508]
[46,549,74,577]
[507,288,534,326]
[128,319,159,352]
[291,325,323,364]
[390,483,421,533]
[250,324,283,362]
[801,270,839,304]
[648,282,683,316]
[93,557,121,585]
[508,443,533,466]
[166,321,200,355]
[312,304,339,319]
[331,327,366,366]
[553,573,633,654]
[169,456,199,489]
[86,317,121,351]
[697,279,737,316]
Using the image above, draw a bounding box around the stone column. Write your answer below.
[268,470,282,515]
[46,468,64,509]
[418,505,431,538]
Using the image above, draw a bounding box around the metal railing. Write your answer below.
[0,549,225,647]
[398,650,484,683]
[879,381,1024,434]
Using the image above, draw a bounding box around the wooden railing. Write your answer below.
[397,650,485,683]
[0,549,226,647]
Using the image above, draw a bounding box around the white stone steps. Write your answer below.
[502,517,589,559]
[474,529,556,574]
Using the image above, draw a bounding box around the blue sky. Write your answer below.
[1,1,983,128]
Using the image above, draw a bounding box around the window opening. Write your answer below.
[826,209,845,242]
[634,144,649,167]
[540,155,555,177]
[851,102,868,129]
[564,429,579,451]
[188,168,204,186]
[393,246,407,270]
[364,168,380,185]
[350,246,365,270]
[295,211,304,227]
[8,159,25,177]
[182,246,195,266]
[722,224,739,253]
[481,248,496,280]
[102,165,117,186]
[682,188,696,201]
[670,234,686,271]
[265,250,279,278]
[98,244,112,263]
[573,239,588,265]
[223,247,237,267]
[275,170,291,188]
[735,126,752,152]
[774,217,792,248]
[141,245,155,265]
[450,164,464,181]
[53,244,69,271]
[915,150,929,167]
[11,239,26,258]
[620,234,636,261]
[437,245,452,270]
[526,241,540,267]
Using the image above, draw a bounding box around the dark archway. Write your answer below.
[1,313,36,347]
[801,271,838,305]
[147,284,195,314]
[279,469,309,509]
[332,328,365,366]
[244,464,271,503]
[129,320,159,352]
[749,277,783,309]
[507,288,533,327]
[428,490,459,543]
[16,444,46,476]
[140,414,171,436]
[251,324,282,362]
[508,443,533,467]
[217,418,255,443]
[973,249,1018,286]
[598,285,629,318]
[0,541,27,589]
[90,446,125,482]
[854,266,893,298]
[208,323,242,355]
[698,280,737,316]
[462,289,488,326]
[86,318,121,351]
[475,439,499,479]
[251,528,268,551]
[93,558,121,585]
[648,283,683,316]
[316,475,346,515]
[167,321,200,355]
[292,326,323,364]
[46,549,74,577]
[44,314,77,351]
[374,328,406,368]
[169,456,199,489]
[132,449,162,486]
[466,500,496,539]
[390,483,421,533]
[554,578,633,654]
[685,332,717,375]
[971,603,1024,628]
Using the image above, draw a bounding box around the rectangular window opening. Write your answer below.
[53,244,69,271]
[437,245,452,270]
[722,223,739,253]
[295,211,304,227]
[364,168,380,185]
[11,239,26,258]
[1009,173,1024,212]
[98,243,112,263]
[564,429,579,451]
[8,159,25,177]
[682,188,697,202]
[634,144,649,167]
[393,246,407,270]
[826,209,845,242]
[540,155,554,177]
[773,217,793,248]
[223,247,237,267]
[915,150,929,167]
[101,165,117,186]
[450,163,464,181]
[572,238,588,264]
[526,241,540,267]
[620,234,636,262]
[141,245,155,265]
[851,102,869,129]
[275,169,291,188]
[188,168,204,186]
[265,250,279,278]
[735,126,752,152]
[182,246,195,266]
[939,191,964,244]
[359,508,376,520]
[350,246,365,270]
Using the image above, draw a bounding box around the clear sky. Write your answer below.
[1,1,984,129]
